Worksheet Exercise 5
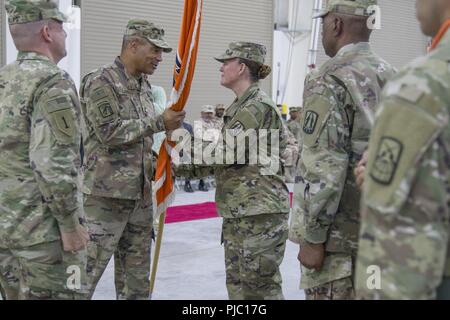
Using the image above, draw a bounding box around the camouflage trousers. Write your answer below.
[0,241,87,300]
[222,213,289,300]
[301,252,356,300]
[304,277,355,300]
[84,195,153,300]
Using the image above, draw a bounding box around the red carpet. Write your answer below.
[166,202,219,223]
[165,193,294,224]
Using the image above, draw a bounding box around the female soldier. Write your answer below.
[176,42,290,299]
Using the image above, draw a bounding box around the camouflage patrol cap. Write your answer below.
[215,104,226,110]
[5,0,67,25]
[313,0,378,19]
[125,19,172,53]
[201,105,215,113]
[215,42,269,67]
[290,106,302,112]
[215,42,272,79]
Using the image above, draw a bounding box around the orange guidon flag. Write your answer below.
[154,0,203,216]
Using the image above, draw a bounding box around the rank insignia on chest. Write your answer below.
[303,111,319,135]
[370,136,404,185]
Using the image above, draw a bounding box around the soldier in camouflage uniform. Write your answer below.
[196,105,219,138]
[214,104,226,128]
[80,19,185,300]
[356,0,450,300]
[195,105,221,192]
[287,106,302,144]
[284,106,302,183]
[288,0,396,300]
[175,42,290,300]
[0,0,89,300]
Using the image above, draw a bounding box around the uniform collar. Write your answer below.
[234,82,259,106]
[114,56,144,90]
[17,51,53,63]
[225,83,260,122]
[336,42,371,57]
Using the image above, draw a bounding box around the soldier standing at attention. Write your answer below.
[284,106,302,183]
[176,42,290,299]
[80,19,185,300]
[0,0,88,300]
[356,0,450,299]
[214,104,226,128]
[286,106,302,146]
[288,0,396,300]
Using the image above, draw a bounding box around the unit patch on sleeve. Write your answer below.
[370,136,404,185]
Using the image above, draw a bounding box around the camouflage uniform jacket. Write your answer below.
[80,57,165,205]
[214,116,224,129]
[287,118,302,143]
[179,83,290,218]
[0,52,84,248]
[356,30,450,299]
[289,43,395,287]
[195,118,221,142]
[287,118,303,155]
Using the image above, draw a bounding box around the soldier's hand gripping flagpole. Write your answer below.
[149,0,203,299]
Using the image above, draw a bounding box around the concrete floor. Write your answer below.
[93,184,305,300]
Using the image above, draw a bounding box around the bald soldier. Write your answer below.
[355,0,450,299]
[289,0,396,299]
[0,0,88,300]
[80,19,185,299]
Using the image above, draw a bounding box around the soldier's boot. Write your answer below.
[198,179,209,192]
[184,180,194,193]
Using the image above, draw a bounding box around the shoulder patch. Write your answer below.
[97,101,114,119]
[369,136,404,185]
[39,94,77,141]
[53,109,76,137]
[303,111,319,134]
[89,85,119,125]
[364,97,446,214]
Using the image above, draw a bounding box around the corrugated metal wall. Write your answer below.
[315,0,428,69]
[81,0,274,123]
[0,0,5,67]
